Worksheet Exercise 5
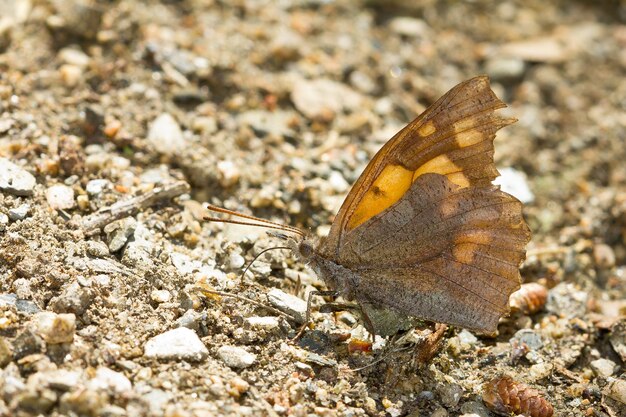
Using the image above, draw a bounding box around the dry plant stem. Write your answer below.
[526,246,571,258]
[413,323,448,364]
[81,181,190,235]
[195,288,297,322]
[293,289,338,341]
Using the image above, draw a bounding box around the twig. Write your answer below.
[194,287,298,322]
[81,181,190,235]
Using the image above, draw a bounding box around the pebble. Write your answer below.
[485,57,526,81]
[88,367,132,394]
[590,358,616,378]
[8,203,29,221]
[12,329,44,360]
[511,329,544,351]
[217,345,257,369]
[389,17,429,38]
[46,184,76,210]
[439,383,464,408]
[144,327,208,362]
[593,243,616,268]
[244,316,280,331]
[150,289,171,303]
[85,179,110,195]
[493,167,534,203]
[267,288,307,323]
[291,78,362,121]
[85,240,109,257]
[148,113,185,155]
[0,158,36,196]
[58,47,90,67]
[34,312,76,344]
[175,309,205,330]
[328,171,349,193]
[0,213,8,228]
[216,160,240,188]
[228,252,245,270]
[48,282,93,315]
[104,217,137,252]
[0,337,12,367]
[41,369,81,391]
[238,110,295,138]
[60,64,83,87]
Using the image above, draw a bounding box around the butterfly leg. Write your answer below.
[412,323,448,365]
[356,304,377,342]
[292,290,338,341]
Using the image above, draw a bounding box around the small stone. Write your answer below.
[12,329,44,359]
[216,160,240,188]
[457,329,478,346]
[229,252,245,269]
[328,171,349,193]
[150,289,171,303]
[85,240,109,257]
[85,179,110,195]
[590,358,617,378]
[104,217,137,252]
[485,57,526,81]
[291,78,362,121]
[217,345,257,369]
[228,376,250,398]
[58,47,90,67]
[8,203,29,220]
[88,367,132,394]
[511,329,543,351]
[35,312,76,344]
[42,369,82,391]
[0,158,36,196]
[493,167,534,203]
[439,383,463,408]
[389,17,429,37]
[144,327,208,362]
[148,113,185,156]
[48,282,93,315]
[175,309,205,330]
[60,64,83,87]
[0,337,12,367]
[46,184,76,210]
[267,288,307,323]
[244,316,280,331]
[0,212,8,227]
[593,243,616,268]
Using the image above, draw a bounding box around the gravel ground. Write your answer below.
[1,1,625,416]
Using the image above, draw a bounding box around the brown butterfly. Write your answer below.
[205,76,531,335]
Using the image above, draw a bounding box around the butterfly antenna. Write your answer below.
[239,246,292,282]
[204,204,305,238]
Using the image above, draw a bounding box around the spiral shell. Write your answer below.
[509,283,548,315]
[483,376,554,417]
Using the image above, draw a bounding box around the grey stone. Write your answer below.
[238,110,296,138]
[144,327,208,362]
[291,78,362,120]
[88,367,132,394]
[12,329,44,360]
[8,203,29,220]
[267,288,307,323]
[217,345,257,369]
[46,184,76,210]
[511,329,544,351]
[485,57,526,81]
[85,240,110,257]
[244,316,280,331]
[104,217,137,252]
[590,358,617,378]
[0,158,36,196]
[48,282,93,315]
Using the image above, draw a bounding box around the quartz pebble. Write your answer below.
[148,113,185,155]
[46,184,76,210]
[217,345,257,369]
[144,327,208,362]
[291,78,362,121]
[590,358,616,378]
[244,316,280,331]
[0,158,36,196]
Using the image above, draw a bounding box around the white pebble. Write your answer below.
[217,345,257,369]
[46,184,76,209]
[144,327,208,362]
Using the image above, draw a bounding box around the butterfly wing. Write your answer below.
[318,76,530,332]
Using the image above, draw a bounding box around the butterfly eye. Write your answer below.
[299,240,313,258]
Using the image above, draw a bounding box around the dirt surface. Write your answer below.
[1,1,626,416]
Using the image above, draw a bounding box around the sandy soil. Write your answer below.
[0,1,625,416]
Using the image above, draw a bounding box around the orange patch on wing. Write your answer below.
[347,164,413,230]
[455,128,484,148]
[412,155,460,181]
[418,120,436,137]
[446,172,470,188]
[453,243,479,264]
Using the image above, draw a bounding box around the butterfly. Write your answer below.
[205,76,531,335]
